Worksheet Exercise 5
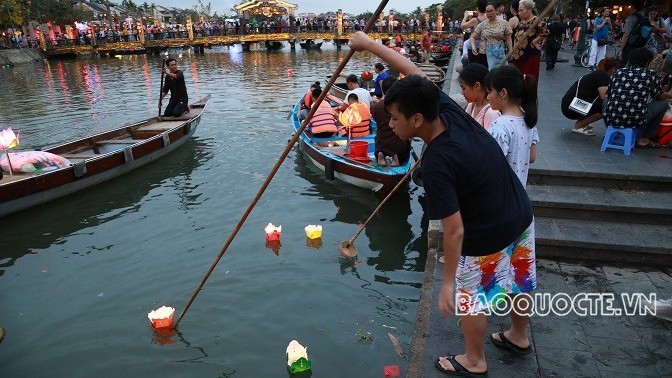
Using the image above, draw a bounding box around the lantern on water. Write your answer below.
[304,225,322,240]
[147,306,175,329]
[286,340,311,373]
[265,223,282,241]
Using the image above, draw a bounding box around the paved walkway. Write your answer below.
[407,50,672,377]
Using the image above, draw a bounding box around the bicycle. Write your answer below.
[581,38,619,68]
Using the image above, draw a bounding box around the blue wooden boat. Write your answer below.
[290,96,414,193]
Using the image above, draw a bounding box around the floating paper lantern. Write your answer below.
[265,223,282,242]
[147,306,175,329]
[304,224,322,240]
[286,340,311,373]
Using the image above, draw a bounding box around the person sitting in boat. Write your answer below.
[299,81,321,121]
[337,93,371,138]
[341,74,372,110]
[373,63,389,99]
[371,77,410,166]
[159,58,189,117]
[306,88,338,138]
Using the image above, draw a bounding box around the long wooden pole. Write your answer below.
[174,0,391,328]
[158,58,166,117]
[342,157,422,250]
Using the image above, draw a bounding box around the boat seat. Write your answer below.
[95,139,138,144]
[60,153,100,159]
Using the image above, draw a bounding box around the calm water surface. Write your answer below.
[0,44,428,377]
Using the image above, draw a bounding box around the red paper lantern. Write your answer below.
[360,70,373,82]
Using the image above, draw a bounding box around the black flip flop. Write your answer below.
[490,332,532,355]
[435,355,488,377]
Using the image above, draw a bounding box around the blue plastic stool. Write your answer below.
[600,126,638,155]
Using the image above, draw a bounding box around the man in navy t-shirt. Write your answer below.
[349,31,537,376]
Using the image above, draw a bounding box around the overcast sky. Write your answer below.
[158,1,435,17]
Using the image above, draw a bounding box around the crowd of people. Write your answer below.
[456,0,672,149]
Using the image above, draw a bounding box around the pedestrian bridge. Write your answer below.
[43,31,449,57]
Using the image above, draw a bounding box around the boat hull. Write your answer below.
[0,96,210,217]
[291,102,411,193]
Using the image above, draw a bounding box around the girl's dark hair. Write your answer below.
[311,88,322,98]
[485,65,538,128]
[459,63,489,91]
[477,0,487,13]
[311,81,321,89]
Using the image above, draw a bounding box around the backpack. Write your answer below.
[627,12,653,48]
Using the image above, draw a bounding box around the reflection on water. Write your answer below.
[0,139,212,275]
[0,46,426,377]
[293,152,426,274]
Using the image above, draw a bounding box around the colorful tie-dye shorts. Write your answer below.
[455,220,536,315]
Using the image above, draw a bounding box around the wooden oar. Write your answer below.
[173,0,391,328]
[339,156,423,257]
[158,58,166,117]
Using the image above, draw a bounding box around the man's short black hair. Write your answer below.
[375,63,385,71]
[628,47,653,67]
[347,93,359,101]
[346,74,359,83]
[384,75,440,121]
[165,58,176,66]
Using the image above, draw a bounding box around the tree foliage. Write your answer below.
[0,0,23,28]
[24,0,85,24]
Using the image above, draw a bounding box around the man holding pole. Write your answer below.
[159,58,189,117]
[348,31,536,376]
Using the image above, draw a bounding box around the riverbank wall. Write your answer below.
[0,48,44,66]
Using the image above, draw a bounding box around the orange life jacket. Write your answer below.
[303,89,313,109]
[339,103,371,137]
[309,102,337,135]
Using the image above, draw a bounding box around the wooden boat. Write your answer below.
[300,41,323,50]
[0,95,211,217]
[290,96,414,193]
[416,63,446,87]
[429,53,451,67]
[265,41,283,50]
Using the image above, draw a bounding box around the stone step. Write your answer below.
[528,184,672,225]
[528,168,672,192]
[535,217,672,266]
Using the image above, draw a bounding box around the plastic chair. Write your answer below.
[600,126,638,155]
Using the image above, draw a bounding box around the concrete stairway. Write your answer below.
[528,169,672,266]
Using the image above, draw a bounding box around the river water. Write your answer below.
[0,44,428,377]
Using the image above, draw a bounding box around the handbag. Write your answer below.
[597,37,608,46]
[568,77,598,116]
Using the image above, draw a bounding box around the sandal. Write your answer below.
[571,126,595,136]
[435,355,488,377]
[490,332,532,355]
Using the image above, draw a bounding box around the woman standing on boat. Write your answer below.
[160,58,189,117]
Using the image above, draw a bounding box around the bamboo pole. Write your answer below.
[174,0,392,328]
